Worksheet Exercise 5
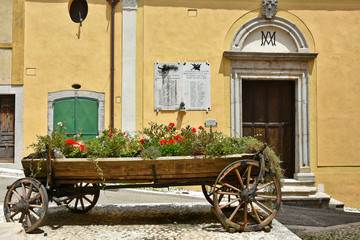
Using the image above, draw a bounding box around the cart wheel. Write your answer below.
[3,177,48,232]
[65,182,100,213]
[202,185,214,206]
[213,159,281,232]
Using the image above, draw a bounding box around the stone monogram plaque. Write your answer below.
[154,62,211,111]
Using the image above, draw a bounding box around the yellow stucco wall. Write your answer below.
[283,2,360,207]
[20,0,360,207]
[23,0,122,156]
[139,0,360,207]
[141,0,259,133]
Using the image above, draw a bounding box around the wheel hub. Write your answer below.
[15,198,29,212]
[240,188,254,201]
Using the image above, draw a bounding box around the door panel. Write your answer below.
[0,95,15,163]
[54,97,98,140]
[242,80,295,178]
[54,98,76,134]
[76,98,98,139]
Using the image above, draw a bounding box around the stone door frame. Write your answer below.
[224,16,317,180]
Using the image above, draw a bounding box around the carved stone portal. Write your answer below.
[262,0,278,19]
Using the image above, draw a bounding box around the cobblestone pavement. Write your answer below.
[3,174,360,240]
[0,203,299,240]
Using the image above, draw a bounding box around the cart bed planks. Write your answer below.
[21,154,254,185]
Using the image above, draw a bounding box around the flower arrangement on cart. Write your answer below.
[4,122,283,233]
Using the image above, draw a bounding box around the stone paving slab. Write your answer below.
[0,203,300,240]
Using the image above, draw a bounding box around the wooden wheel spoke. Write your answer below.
[83,195,93,204]
[80,198,85,210]
[219,182,241,193]
[218,194,224,203]
[228,202,242,221]
[256,180,274,191]
[29,204,43,209]
[74,198,79,210]
[217,191,240,196]
[26,212,32,227]
[251,176,259,189]
[26,183,34,199]
[246,166,252,188]
[250,202,262,224]
[244,201,248,227]
[29,209,40,220]
[219,197,241,209]
[10,210,20,219]
[12,189,22,200]
[66,197,75,205]
[21,183,26,198]
[7,202,16,205]
[29,193,41,203]
[19,212,25,223]
[235,168,245,189]
[255,194,277,200]
[254,200,272,215]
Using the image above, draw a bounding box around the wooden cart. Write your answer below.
[3,152,281,233]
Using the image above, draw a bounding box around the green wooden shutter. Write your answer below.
[76,98,98,139]
[53,97,98,139]
[54,98,76,134]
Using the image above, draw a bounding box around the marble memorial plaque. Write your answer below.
[154,62,211,111]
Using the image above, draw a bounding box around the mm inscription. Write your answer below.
[261,31,276,46]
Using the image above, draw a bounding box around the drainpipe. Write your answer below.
[107,0,119,130]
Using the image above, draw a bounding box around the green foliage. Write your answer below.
[85,129,140,158]
[140,146,162,159]
[160,143,180,156]
[29,123,74,158]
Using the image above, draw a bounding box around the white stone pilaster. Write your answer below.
[121,0,137,134]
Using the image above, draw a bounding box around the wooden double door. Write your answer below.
[242,80,295,178]
[0,95,15,163]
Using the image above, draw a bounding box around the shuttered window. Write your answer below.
[53,97,98,139]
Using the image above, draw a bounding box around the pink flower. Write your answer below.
[192,127,196,133]
[198,126,203,130]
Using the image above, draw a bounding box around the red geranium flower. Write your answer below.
[66,139,76,145]
[192,127,196,133]
[160,139,168,145]
[170,123,175,128]
[140,139,146,143]
[169,139,175,145]
[174,135,181,140]
[108,130,114,138]
[198,126,203,130]
[79,144,85,151]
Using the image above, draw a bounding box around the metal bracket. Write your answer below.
[151,165,158,182]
